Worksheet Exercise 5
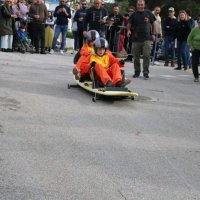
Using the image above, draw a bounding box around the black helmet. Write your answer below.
[94,38,108,52]
[86,30,100,41]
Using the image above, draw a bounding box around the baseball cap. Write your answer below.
[168,7,175,12]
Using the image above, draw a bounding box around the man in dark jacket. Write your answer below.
[163,7,178,67]
[107,5,123,55]
[83,0,108,38]
[29,0,48,54]
[50,0,71,54]
[74,0,87,49]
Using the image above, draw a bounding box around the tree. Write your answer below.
[114,0,200,18]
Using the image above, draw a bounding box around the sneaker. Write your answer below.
[60,50,64,54]
[35,49,39,54]
[194,78,199,82]
[164,62,168,67]
[72,67,80,80]
[174,67,181,70]
[133,74,140,78]
[125,78,131,85]
[105,80,114,87]
[183,66,187,71]
[50,49,54,54]
[143,74,149,79]
[40,50,46,54]
[171,61,175,67]
[154,61,160,65]
[115,81,122,87]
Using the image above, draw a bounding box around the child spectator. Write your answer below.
[45,11,54,52]
[17,25,31,48]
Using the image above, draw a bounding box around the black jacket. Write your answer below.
[163,17,178,38]
[107,13,123,32]
[74,8,87,30]
[83,6,108,32]
[54,5,71,25]
[176,20,191,41]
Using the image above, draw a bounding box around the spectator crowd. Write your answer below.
[0,0,199,82]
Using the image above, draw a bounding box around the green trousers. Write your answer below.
[132,41,151,75]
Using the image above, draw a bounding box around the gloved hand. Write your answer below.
[119,60,125,65]
[90,61,96,68]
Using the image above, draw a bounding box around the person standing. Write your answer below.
[28,0,47,54]
[50,0,71,54]
[151,6,162,65]
[107,5,123,56]
[74,0,87,50]
[83,0,108,38]
[185,8,195,68]
[127,0,156,79]
[124,7,135,62]
[12,0,28,29]
[174,10,191,70]
[163,7,177,67]
[45,11,54,52]
[0,0,17,52]
[71,2,80,54]
[187,16,200,82]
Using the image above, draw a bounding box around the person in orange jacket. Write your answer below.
[73,30,99,79]
[79,38,128,87]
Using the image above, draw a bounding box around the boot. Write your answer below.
[164,61,169,66]
[171,60,175,67]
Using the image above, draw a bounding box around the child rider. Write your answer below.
[73,30,99,80]
[79,38,127,87]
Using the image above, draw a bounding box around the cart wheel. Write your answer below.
[92,97,96,102]
[131,96,134,100]
[68,84,71,89]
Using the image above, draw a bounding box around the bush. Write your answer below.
[66,31,73,38]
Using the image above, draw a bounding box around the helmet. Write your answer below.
[94,38,108,52]
[86,30,100,41]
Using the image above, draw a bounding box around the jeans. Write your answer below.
[52,25,68,50]
[72,31,79,50]
[0,35,13,49]
[164,36,175,62]
[185,44,191,66]
[177,40,187,67]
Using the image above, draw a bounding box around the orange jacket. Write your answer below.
[76,44,94,69]
[79,51,124,76]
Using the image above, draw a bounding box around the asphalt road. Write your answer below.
[0,51,200,200]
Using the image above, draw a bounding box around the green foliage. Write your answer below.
[104,1,133,15]
[66,31,73,39]
[111,0,200,18]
